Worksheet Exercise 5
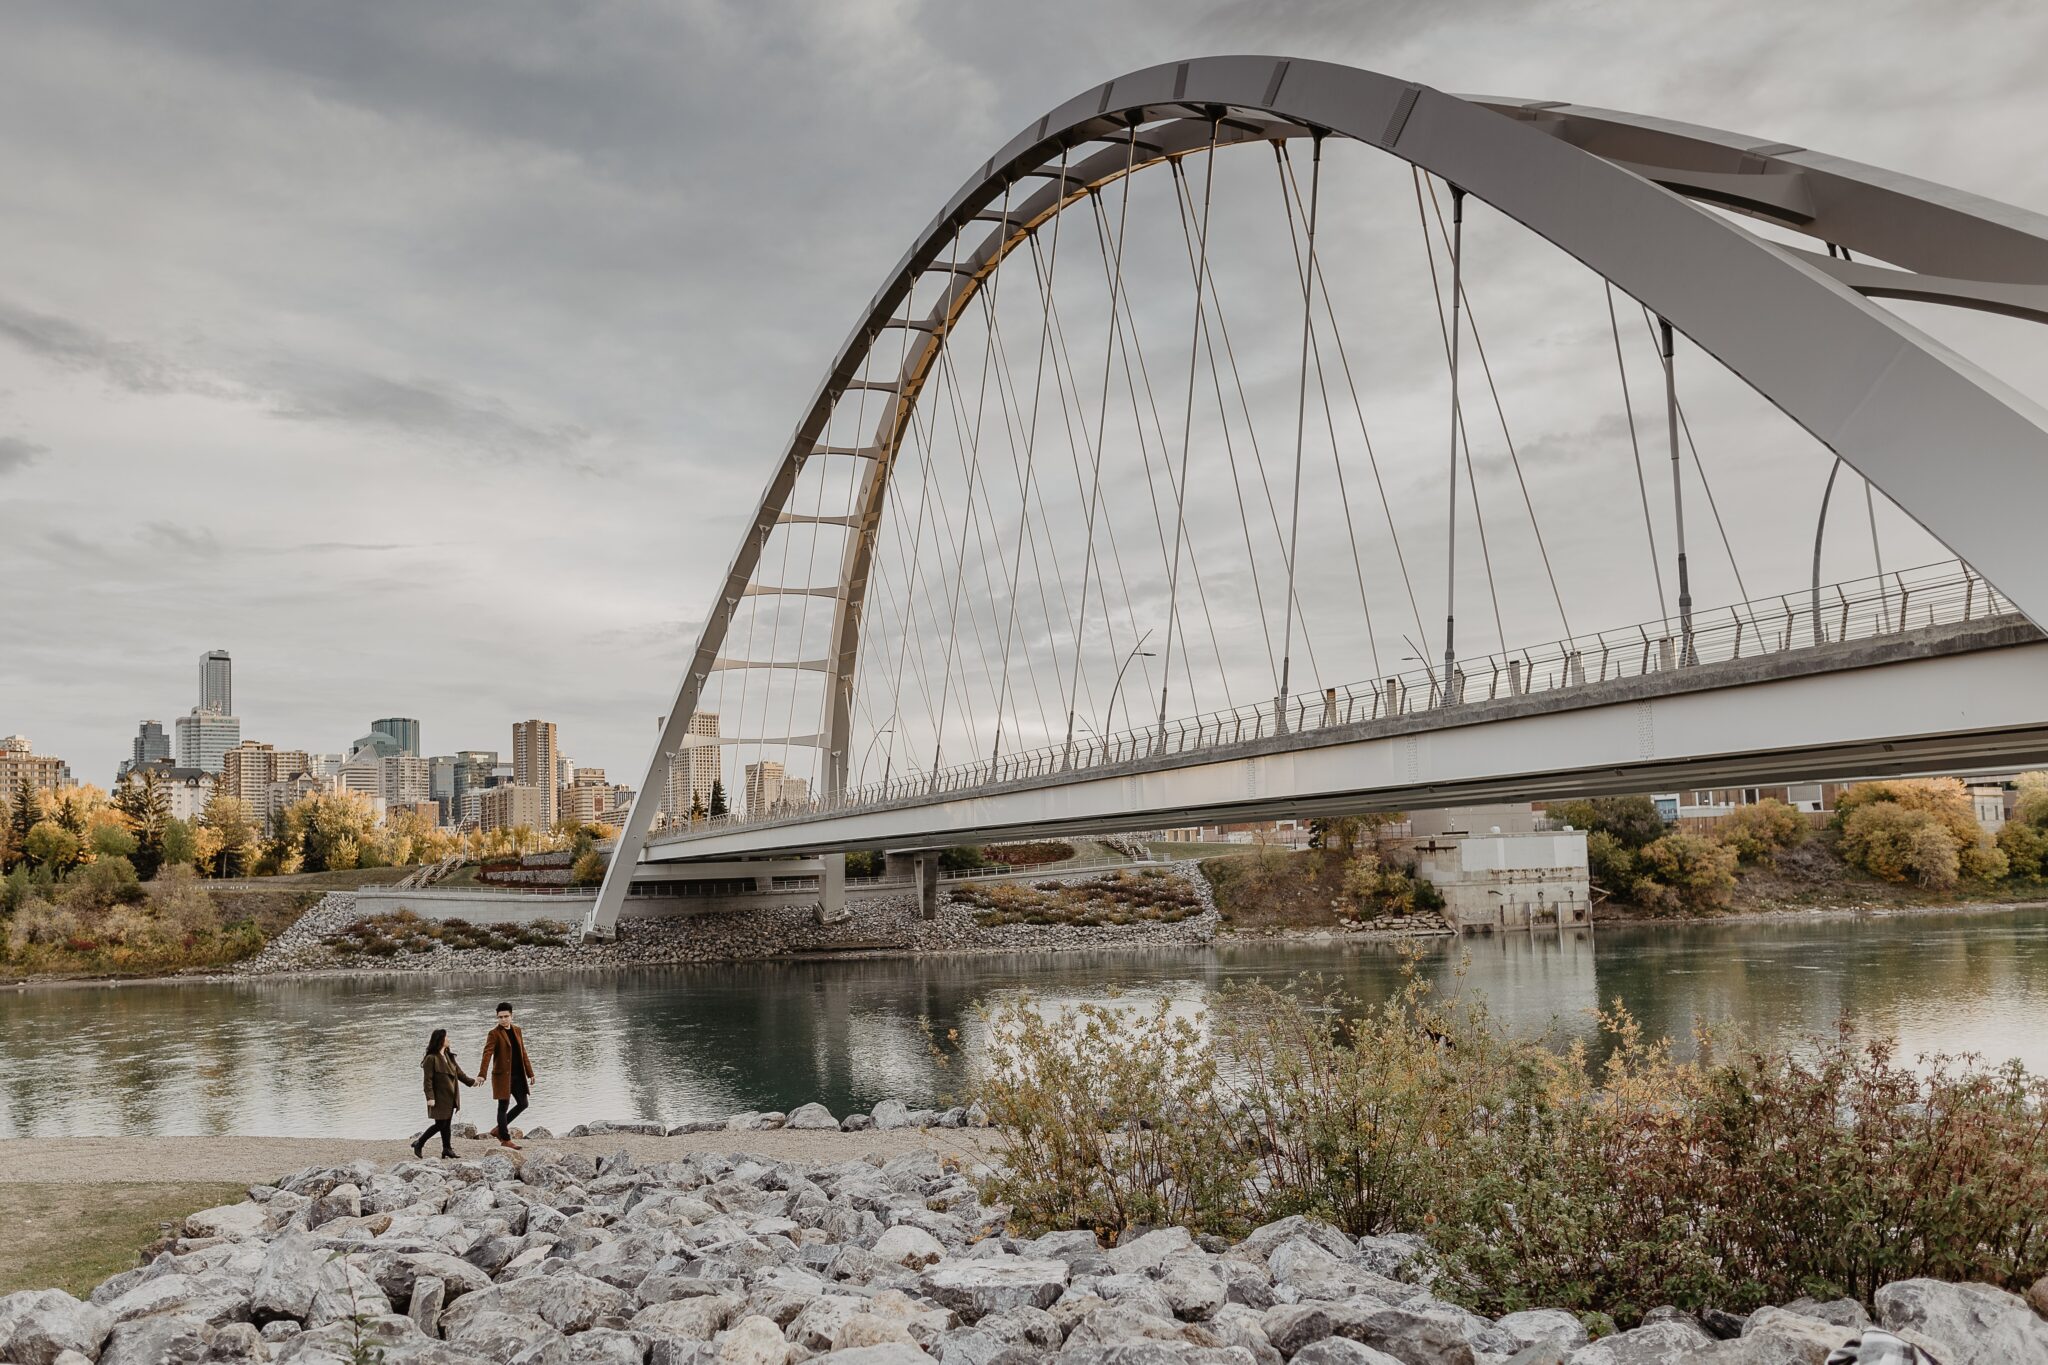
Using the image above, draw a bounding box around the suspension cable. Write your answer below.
[1276,133,1323,719]
[1606,281,1669,626]
[1063,123,1139,762]
[1157,121,1219,744]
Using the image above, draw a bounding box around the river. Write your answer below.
[4,907,2045,1139]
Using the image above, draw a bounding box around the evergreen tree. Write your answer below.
[6,775,39,870]
[688,793,707,826]
[114,769,172,880]
[707,779,728,818]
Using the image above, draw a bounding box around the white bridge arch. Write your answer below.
[593,56,2048,929]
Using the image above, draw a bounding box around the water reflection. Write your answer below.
[2,907,2043,1138]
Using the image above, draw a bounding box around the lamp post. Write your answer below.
[1103,632,1156,739]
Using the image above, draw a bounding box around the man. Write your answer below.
[478,1001,535,1148]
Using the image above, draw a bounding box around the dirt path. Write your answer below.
[0,1129,1003,1186]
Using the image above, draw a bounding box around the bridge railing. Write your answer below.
[655,559,2014,842]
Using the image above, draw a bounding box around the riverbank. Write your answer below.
[4,1135,2043,1364]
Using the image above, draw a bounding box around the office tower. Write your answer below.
[369,717,421,758]
[174,708,241,774]
[451,750,497,823]
[664,712,722,821]
[199,650,232,715]
[744,759,787,817]
[121,720,171,780]
[511,720,560,828]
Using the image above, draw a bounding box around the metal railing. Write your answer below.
[654,559,2017,842]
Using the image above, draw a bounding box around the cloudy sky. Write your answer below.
[3,0,2044,790]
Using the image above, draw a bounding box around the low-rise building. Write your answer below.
[1412,827,1591,932]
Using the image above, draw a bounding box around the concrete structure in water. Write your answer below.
[1411,807,1592,932]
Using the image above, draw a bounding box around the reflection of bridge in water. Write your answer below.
[595,56,2048,935]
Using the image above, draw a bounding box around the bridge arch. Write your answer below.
[595,55,2048,929]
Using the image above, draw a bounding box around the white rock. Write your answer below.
[1102,1226,1193,1275]
[1496,1308,1589,1350]
[0,1290,113,1365]
[632,1293,745,1342]
[871,1100,912,1130]
[407,1274,445,1339]
[872,1225,947,1270]
[182,1202,268,1241]
[717,1313,792,1365]
[1874,1279,2048,1365]
[919,1258,1068,1322]
[1568,1318,1714,1364]
[785,1103,840,1130]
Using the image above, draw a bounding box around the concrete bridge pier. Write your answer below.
[884,850,942,919]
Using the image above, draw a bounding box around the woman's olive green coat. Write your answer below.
[421,1052,474,1121]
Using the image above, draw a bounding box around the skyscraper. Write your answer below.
[370,717,421,758]
[175,708,241,774]
[664,712,722,822]
[121,720,171,779]
[511,720,560,828]
[744,759,787,818]
[200,650,233,715]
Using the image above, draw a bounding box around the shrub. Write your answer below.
[1635,831,1738,911]
[956,870,1204,928]
[983,841,1075,868]
[1835,778,2006,883]
[1548,796,1666,849]
[10,899,81,946]
[844,850,883,878]
[1840,803,1960,888]
[976,993,1255,1237]
[971,979,2048,1324]
[1583,830,1634,897]
[569,850,606,886]
[1996,820,2048,880]
[1717,799,1810,864]
[148,867,221,939]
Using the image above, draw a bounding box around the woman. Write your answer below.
[412,1027,476,1159]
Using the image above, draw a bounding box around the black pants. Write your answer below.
[414,1117,454,1155]
[496,1090,529,1140]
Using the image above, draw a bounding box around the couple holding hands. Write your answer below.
[412,1001,536,1158]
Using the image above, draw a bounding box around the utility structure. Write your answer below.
[590,56,2048,938]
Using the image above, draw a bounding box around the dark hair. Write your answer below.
[424,1027,447,1058]
[495,1002,514,1014]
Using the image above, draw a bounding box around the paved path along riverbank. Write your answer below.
[0,1130,1002,1186]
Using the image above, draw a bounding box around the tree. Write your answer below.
[1548,795,1666,850]
[707,779,728,818]
[688,794,707,826]
[1717,798,1809,865]
[1996,820,2048,880]
[1585,830,1635,896]
[6,775,40,870]
[23,821,80,872]
[274,789,379,873]
[160,817,199,872]
[113,770,173,880]
[199,790,259,878]
[570,850,606,886]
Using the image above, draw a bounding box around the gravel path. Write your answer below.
[0,1129,1000,1186]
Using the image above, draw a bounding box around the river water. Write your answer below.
[3,907,2045,1139]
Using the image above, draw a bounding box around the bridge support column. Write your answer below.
[815,852,848,925]
[883,850,942,918]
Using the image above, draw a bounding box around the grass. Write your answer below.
[323,909,572,957]
[0,1182,247,1298]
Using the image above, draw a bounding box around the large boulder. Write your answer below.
[1267,1238,1417,1305]
[249,1236,392,1327]
[440,1270,631,1335]
[0,1289,114,1365]
[1103,1228,1195,1276]
[920,1258,1068,1322]
[1233,1216,1355,1265]
[1495,1309,1588,1351]
[1568,1318,1714,1363]
[784,1103,839,1131]
[98,1272,250,1328]
[632,1293,746,1342]
[871,1101,912,1130]
[1874,1279,2048,1365]
[444,1308,565,1360]
[715,1314,791,1364]
[1292,1341,1406,1365]
[873,1225,947,1271]
[96,1313,212,1365]
[182,1202,268,1241]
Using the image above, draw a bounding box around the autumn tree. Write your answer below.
[1716,798,1809,865]
[199,790,259,878]
[113,769,173,880]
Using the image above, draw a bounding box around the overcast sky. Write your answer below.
[3,0,2045,790]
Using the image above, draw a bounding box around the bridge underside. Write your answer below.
[639,621,2048,862]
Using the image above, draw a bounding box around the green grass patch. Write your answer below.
[0,1182,248,1298]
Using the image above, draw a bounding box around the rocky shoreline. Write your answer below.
[4,1114,2044,1365]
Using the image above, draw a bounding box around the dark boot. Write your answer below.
[410,1133,426,1159]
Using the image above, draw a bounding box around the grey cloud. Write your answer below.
[0,434,45,475]
[139,522,222,559]
[0,301,237,399]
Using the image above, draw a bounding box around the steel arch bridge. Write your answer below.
[592,56,2048,932]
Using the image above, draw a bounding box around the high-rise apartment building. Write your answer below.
[200,650,233,715]
[378,755,432,809]
[511,720,560,828]
[664,712,722,823]
[369,718,421,758]
[744,759,788,818]
[451,750,497,823]
[175,708,242,774]
[220,742,311,813]
[1,736,74,797]
[474,783,546,832]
